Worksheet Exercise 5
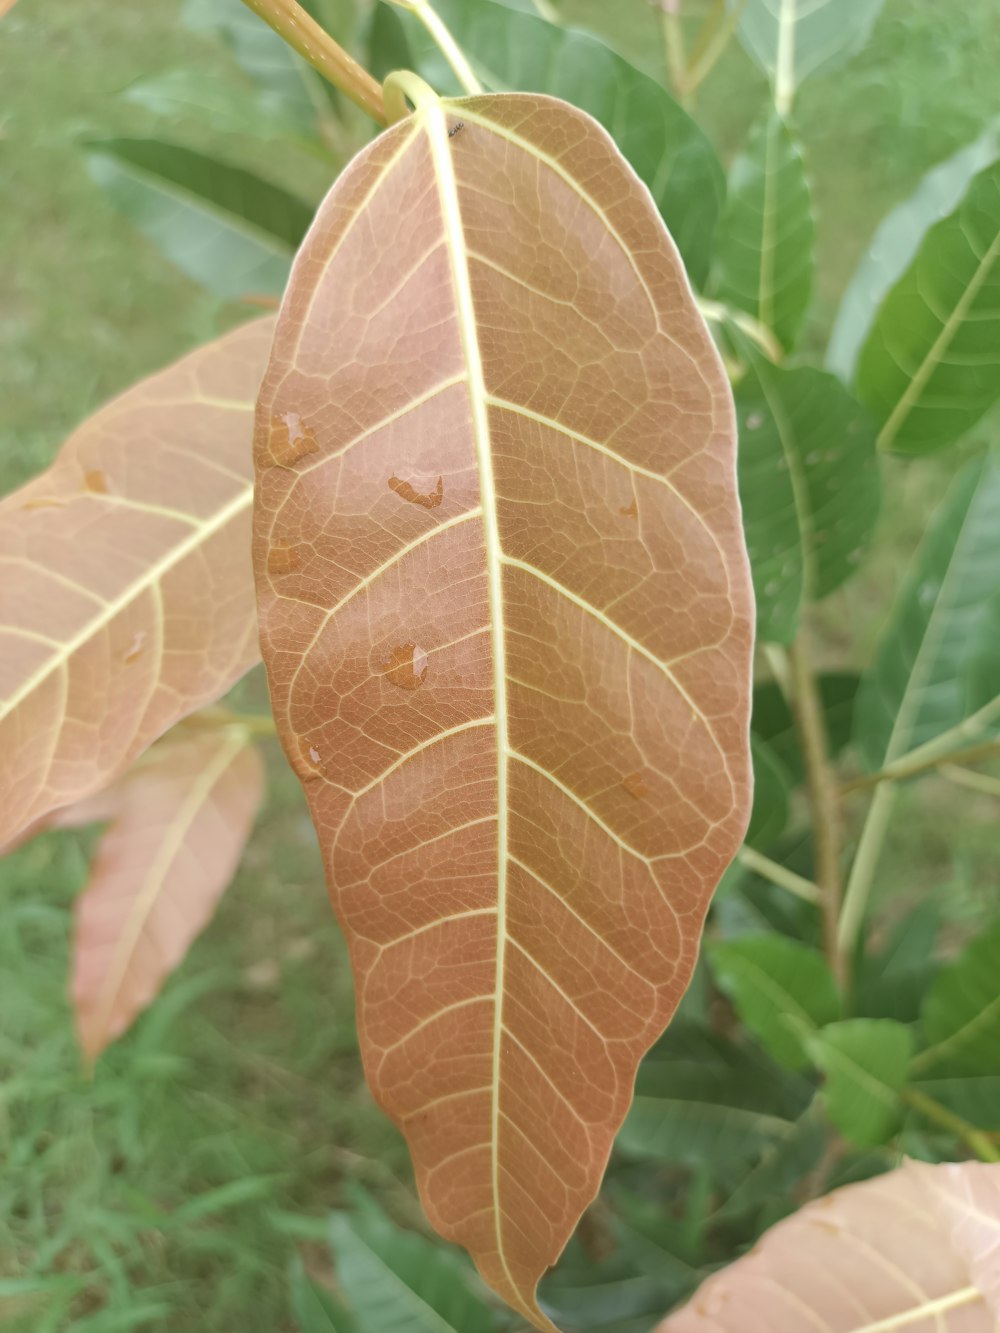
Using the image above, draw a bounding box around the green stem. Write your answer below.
[788,635,847,988]
[658,2,689,104]
[843,735,1000,795]
[387,0,483,95]
[697,298,783,364]
[238,0,386,124]
[685,0,745,99]
[737,848,821,904]
[940,764,1000,797]
[904,1088,1000,1163]
[837,781,896,958]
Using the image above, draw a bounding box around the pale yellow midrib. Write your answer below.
[89,729,246,1048]
[0,486,252,726]
[849,1286,982,1333]
[421,101,515,1298]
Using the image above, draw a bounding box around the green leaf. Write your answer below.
[123,68,323,144]
[712,1102,825,1223]
[289,1257,358,1332]
[854,454,1000,771]
[746,738,792,850]
[736,354,880,642]
[387,0,726,287]
[916,920,1000,1076]
[328,1190,498,1333]
[807,1019,912,1147]
[857,158,1000,453]
[752,673,860,784]
[712,112,814,352]
[854,902,941,1024]
[732,0,885,105]
[708,935,840,1069]
[86,139,314,298]
[618,1021,814,1173]
[828,122,1000,381]
[910,1076,1000,1130]
[182,0,322,129]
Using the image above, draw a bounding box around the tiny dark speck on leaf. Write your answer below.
[448,121,465,138]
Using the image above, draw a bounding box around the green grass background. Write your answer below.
[1,0,999,1327]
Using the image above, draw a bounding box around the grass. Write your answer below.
[1,0,999,1328]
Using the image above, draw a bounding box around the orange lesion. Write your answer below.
[619,499,638,519]
[382,643,429,690]
[267,545,302,575]
[622,772,648,800]
[269,411,319,467]
[388,473,444,509]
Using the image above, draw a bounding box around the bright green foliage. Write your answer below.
[327,1191,499,1333]
[735,354,880,642]
[855,454,1000,771]
[708,936,841,1069]
[828,122,1000,380]
[857,159,1000,453]
[712,112,814,351]
[916,921,1000,1076]
[619,1022,814,1178]
[808,1019,912,1147]
[733,0,886,104]
[86,139,314,298]
[377,0,725,286]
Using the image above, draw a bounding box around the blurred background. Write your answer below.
[1,0,999,1328]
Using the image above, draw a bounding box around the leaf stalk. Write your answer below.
[387,0,484,96]
[903,1088,1000,1163]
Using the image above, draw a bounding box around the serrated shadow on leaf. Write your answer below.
[253,91,753,1329]
[0,317,272,848]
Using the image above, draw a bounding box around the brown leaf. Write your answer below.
[253,91,752,1328]
[0,318,273,847]
[657,1160,1000,1331]
[72,724,265,1062]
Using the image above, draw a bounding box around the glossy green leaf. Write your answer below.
[289,1258,358,1333]
[385,0,726,286]
[708,936,840,1069]
[712,112,813,351]
[828,122,1000,381]
[857,158,1000,453]
[807,1019,912,1147]
[328,1191,498,1333]
[746,739,792,850]
[736,355,880,642]
[732,0,885,107]
[752,673,860,784]
[619,1021,814,1172]
[855,454,1000,771]
[86,139,314,298]
[916,921,1000,1077]
[854,902,941,1024]
[712,1104,825,1223]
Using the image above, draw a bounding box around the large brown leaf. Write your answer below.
[0,318,272,847]
[72,722,265,1061]
[657,1160,1000,1331]
[253,90,752,1329]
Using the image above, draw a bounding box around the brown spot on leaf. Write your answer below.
[270,411,319,467]
[123,631,146,664]
[298,736,327,778]
[267,545,302,576]
[84,469,109,494]
[382,643,428,691]
[623,772,648,800]
[388,474,444,509]
[619,499,638,519]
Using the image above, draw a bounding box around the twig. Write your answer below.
[843,736,1000,795]
[903,1088,1000,1163]
[836,781,895,959]
[737,847,821,904]
[684,0,746,99]
[787,636,846,987]
[653,0,689,104]
[238,0,386,124]
[940,764,1000,797]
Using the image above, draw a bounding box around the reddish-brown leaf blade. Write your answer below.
[72,724,265,1061]
[253,92,752,1329]
[0,318,273,847]
[657,1160,1000,1331]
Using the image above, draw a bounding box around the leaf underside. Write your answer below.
[253,92,753,1328]
[0,318,272,848]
